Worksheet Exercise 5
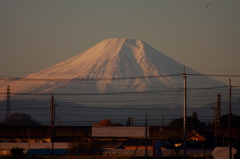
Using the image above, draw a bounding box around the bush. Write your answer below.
[68,138,101,156]
[10,147,24,156]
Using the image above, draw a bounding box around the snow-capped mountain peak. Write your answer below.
[0,38,225,100]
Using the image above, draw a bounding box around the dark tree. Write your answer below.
[3,113,41,126]
[126,116,133,126]
[209,113,240,128]
[10,147,24,156]
[169,117,183,128]
[221,113,240,128]
[93,119,122,126]
[191,111,198,118]
[169,111,206,128]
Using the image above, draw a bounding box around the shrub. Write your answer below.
[10,147,24,156]
[68,138,101,156]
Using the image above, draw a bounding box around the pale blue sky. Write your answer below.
[0,0,240,86]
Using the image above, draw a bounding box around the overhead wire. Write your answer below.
[0,73,239,126]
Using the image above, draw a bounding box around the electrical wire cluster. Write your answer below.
[0,73,239,126]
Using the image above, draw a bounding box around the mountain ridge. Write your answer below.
[0,38,228,102]
[0,38,238,125]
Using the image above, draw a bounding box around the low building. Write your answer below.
[186,130,215,149]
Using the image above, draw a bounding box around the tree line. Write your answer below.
[1,111,240,128]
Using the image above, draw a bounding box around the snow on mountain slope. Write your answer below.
[0,38,226,102]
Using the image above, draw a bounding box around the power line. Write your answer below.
[1,73,240,81]
[188,74,240,77]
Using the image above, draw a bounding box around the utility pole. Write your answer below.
[130,116,133,126]
[215,94,221,146]
[51,95,56,156]
[6,85,10,118]
[203,130,205,158]
[228,79,232,159]
[160,117,163,138]
[28,129,30,150]
[56,117,59,126]
[145,114,148,158]
[214,102,217,147]
[182,69,187,159]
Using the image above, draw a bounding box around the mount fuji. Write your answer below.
[0,38,225,96]
[0,38,233,125]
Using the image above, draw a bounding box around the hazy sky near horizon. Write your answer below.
[0,0,240,86]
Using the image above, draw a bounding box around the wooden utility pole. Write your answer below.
[6,85,10,118]
[160,117,163,138]
[182,69,187,159]
[216,94,221,133]
[130,116,133,126]
[51,95,56,156]
[228,79,232,159]
[145,114,148,158]
[215,94,221,146]
[203,130,205,158]
[28,129,30,150]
